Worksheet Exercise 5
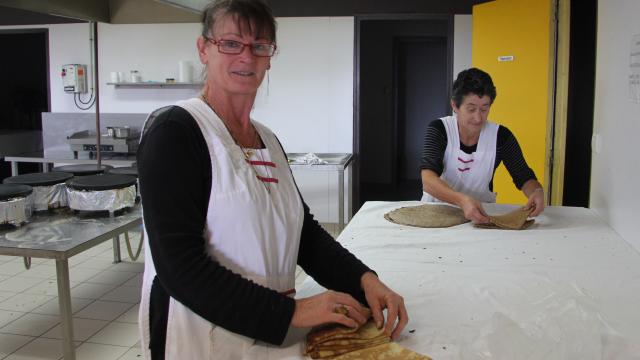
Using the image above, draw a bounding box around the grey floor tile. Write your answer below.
[0,313,59,337]
[117,346,143,360]
[100,286,141,303]
[42,317,109,342]
[75,342,129,360]
[0,276,46,293]
[87,322,139,347]
[70,283,116,300]
[3,337,67,360]
[0,309,25,328]
[0,294,54,313]
[0,333,34,358]
[75,301,134,321]
[86,270,137,286]
[115,304,139,324]
[30,296,93,316]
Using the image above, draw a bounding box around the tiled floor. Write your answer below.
[0,223,340,359]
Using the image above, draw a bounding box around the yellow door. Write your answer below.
[472,0,555,204]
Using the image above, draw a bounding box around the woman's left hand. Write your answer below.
[360,272,408,339]
[525,188,545,217]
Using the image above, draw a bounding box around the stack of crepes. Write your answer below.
[475,206,534,230]
[305,309,431,359]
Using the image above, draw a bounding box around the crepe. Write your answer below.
[306,319,431,359]
[306,320,389,358]
[475,206,534,230]
[384,204,469,228]
[332,342,432,360]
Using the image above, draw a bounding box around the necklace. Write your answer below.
[200,94,271,194]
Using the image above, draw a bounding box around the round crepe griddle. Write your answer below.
[106,166,138,178]
[0,184,33,201]
[384,204,469,228]
[51,164,113,176]
[66,174,137,191]
[3,172,73,187]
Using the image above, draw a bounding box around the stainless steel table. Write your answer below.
[287,153,353,230]
[4,149,137,176]
[0,206,142,360]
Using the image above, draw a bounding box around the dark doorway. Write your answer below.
[0,30,49,179]
[395,37,449,200]
[562,0,596,207]
[355,16,452,209]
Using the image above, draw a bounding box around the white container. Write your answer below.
[130,70,142,83]
[178,61,193,83]
[110,71,119,83]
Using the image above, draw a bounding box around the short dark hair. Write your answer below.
[451,68,497,107]
[201,0,276,43]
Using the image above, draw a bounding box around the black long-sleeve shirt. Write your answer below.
[137,106,372,348]
[420,118,537,191]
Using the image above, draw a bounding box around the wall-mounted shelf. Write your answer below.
[107,82,203,88]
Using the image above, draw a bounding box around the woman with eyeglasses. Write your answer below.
[137,0,407,358]
[420,68,545,223]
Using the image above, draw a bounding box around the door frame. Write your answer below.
[353,14,454,209]
[548,0,568,205]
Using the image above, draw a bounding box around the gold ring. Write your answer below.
[334,304,349,316]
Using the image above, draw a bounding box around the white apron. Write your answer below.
[422,115,498,203]
[138,98,304,359]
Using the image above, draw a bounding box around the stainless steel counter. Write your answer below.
[0,206,142,360]
[4,147,137,176]
[3,151,352,228]
[287,153,353,229]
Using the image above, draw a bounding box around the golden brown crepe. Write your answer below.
[384,204,469,228]
[475,207,534,230]
[332,342,432,360]
[306,320,431,359]
[306,321,389,358]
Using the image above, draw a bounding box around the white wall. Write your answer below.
[453,14,472,78]
[98,23,203,113]
[1,16,473,223]
[591,0,640,248]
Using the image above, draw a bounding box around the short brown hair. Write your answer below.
[201,0,277,43]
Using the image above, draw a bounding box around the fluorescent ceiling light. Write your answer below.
[154,0,210,13]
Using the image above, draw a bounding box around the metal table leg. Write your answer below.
[347,162,352,224]
[113,235,121,263]
[338,170,344,231]
[10,161,18,176]
[55,259,75,360]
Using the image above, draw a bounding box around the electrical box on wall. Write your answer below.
[61,64,87,93]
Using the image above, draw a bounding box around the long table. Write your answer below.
[0,206,142,360]
[287,201,640,359]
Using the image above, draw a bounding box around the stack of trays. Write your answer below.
[0,184,33,226]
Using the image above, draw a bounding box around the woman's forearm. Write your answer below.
[421,169,466,206]
[521,179,543,198]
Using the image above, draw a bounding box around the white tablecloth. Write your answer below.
[287,201,640,360]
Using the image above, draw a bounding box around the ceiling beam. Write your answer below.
[0,0,110,22]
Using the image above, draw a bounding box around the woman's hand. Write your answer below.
[459,195,490,223]
[525,188,545,217]
[360,272,408,339]
[291,290,369,329]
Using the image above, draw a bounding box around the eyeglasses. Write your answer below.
[204,37,276,57]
